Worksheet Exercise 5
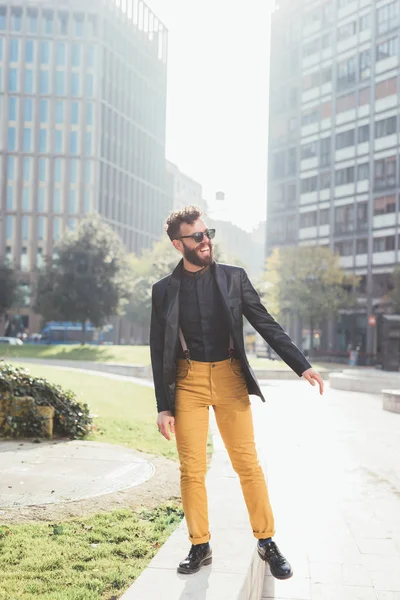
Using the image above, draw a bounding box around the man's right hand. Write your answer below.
[157,411,175,441]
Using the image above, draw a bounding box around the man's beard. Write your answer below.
[183,242,214,267]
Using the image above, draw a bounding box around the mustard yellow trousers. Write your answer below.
[175,358,275,545]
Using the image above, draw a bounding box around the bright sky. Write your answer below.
[148,0,273,232]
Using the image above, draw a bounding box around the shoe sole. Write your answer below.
[177,556,212,575]
[257,548,293,580]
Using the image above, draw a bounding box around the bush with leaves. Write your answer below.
[0,361,93,439]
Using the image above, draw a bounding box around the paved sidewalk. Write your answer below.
[253,380,400,600]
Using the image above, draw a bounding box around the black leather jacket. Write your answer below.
[150,260,312,414]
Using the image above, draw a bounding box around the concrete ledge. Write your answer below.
[120,412,267,600]
[382,389,400,414]
[330,370,400,394]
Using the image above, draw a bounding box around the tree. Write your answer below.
[388,266,400,312]
[34,214,134,344]
[0,262,18,335]
[264,246,360,355]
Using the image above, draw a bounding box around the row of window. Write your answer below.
[6,157,93,184]
[335,235,398,256]
[0,6,96,38]
[7,127,93,155]
[5,97,94,126]
[5,216,78,245]
[303,13,370,58]
[4,67,95,97]
[1,38,95,69]
[5,186,93,214]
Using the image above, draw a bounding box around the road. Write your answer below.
[252,379,400,600]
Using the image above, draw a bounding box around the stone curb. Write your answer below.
[330,371,400,394]
[120,410,267,600]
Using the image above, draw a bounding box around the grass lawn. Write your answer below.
[0,503,183,600]
[0,364,185,600]
[2,344,333,372]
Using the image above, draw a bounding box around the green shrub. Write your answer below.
[0,360,93,439]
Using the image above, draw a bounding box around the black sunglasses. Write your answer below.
[177,229,216,243]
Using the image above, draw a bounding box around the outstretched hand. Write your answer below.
[302,368,324,395]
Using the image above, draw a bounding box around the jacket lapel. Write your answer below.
[164,260,182,359]
[213,262,235,329]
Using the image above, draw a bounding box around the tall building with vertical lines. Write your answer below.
[0,0,170,333]
[267,0,400,359]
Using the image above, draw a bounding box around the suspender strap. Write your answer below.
[179,328,235,363]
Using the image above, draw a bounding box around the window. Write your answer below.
[336,93,356,113]
[335,204,355,233]
[301,106,320,126]
[71,73,80,96]
[70,131,78,154]
[301,142,318,160]
[40,70,49,94]
[39,159,47,182]
[10,39,19,62]
[38,188,46,212]
[39,129,47,152]
[320,209,329,225]
[84,189,91,212]
[321,66,332,84]
[11,7,22,31]
[25,40,34,63]
[374,156,396,189]
[54,159,62,183]
[22,217,29,241]
[88,15,97,37]
[72,44,81,67]
[23,158,31,181]
[374,195,396,215]
[334,241,353,256]
[357,202,368,229]
[68,218,76,231]
[40,100,48,123]
[377,37,398,61]
[56,72,65,96]
[70,160,78,183]
[38,217,45,240]
[335,166,355,186]
[302,71,320,91]
[86,103,93,125]
[9,69,18,92]
[21,248,28,272]
[87,46,95,68]
[8,156,15,180]
[375,77,397,99]
[358,124,369,143]
[287,148,296,175]
[23,129,32,152]
[69,190,76,213]
[337,56,356,90]
[53,189,61,212]
[54,130,63,153]
[86,74,94,96]
[6,216,13,240]
[8,127,16,151]
[336,128,355,150]
[359,88,370,106]
[8,97,17,120]
[40,41,50,64]
[56,42,65,66]
[359,13,370,32]
[338,21,356,41]
[320,172,331,189]
[24,69,33,94]
[321,32,332,49]
[0,7,6,31]
[359,49,370,80]
[37,248,44,270]
[320,138,331,166]
[53,217,61,240]
[74,13,84,36]
[22,188,30,211]
[58,12,68,35]
[55,101,64,124]
[303,38,320,57]
[28,8,38,33]
[43,10,53,35]
[373,236,395,252]
[301,176,318,193]
[71,102,79,124]
[24,98,33,122]
[358,163,369,180]
[7,186,14,210]
[85,162,91,184]
[356,239,368,254]
[377,1,398,35]
[375,116,397,138]
[300,211,317,228]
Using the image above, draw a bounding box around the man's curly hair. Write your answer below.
[165,206,204,241]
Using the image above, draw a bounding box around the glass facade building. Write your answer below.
[267,0,400,357]
[0,0,169,332]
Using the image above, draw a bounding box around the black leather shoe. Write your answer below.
[257,540,293,580]
[177,542,212,574]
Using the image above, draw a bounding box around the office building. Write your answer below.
[267,0,400,357]
[0,0,169,332]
